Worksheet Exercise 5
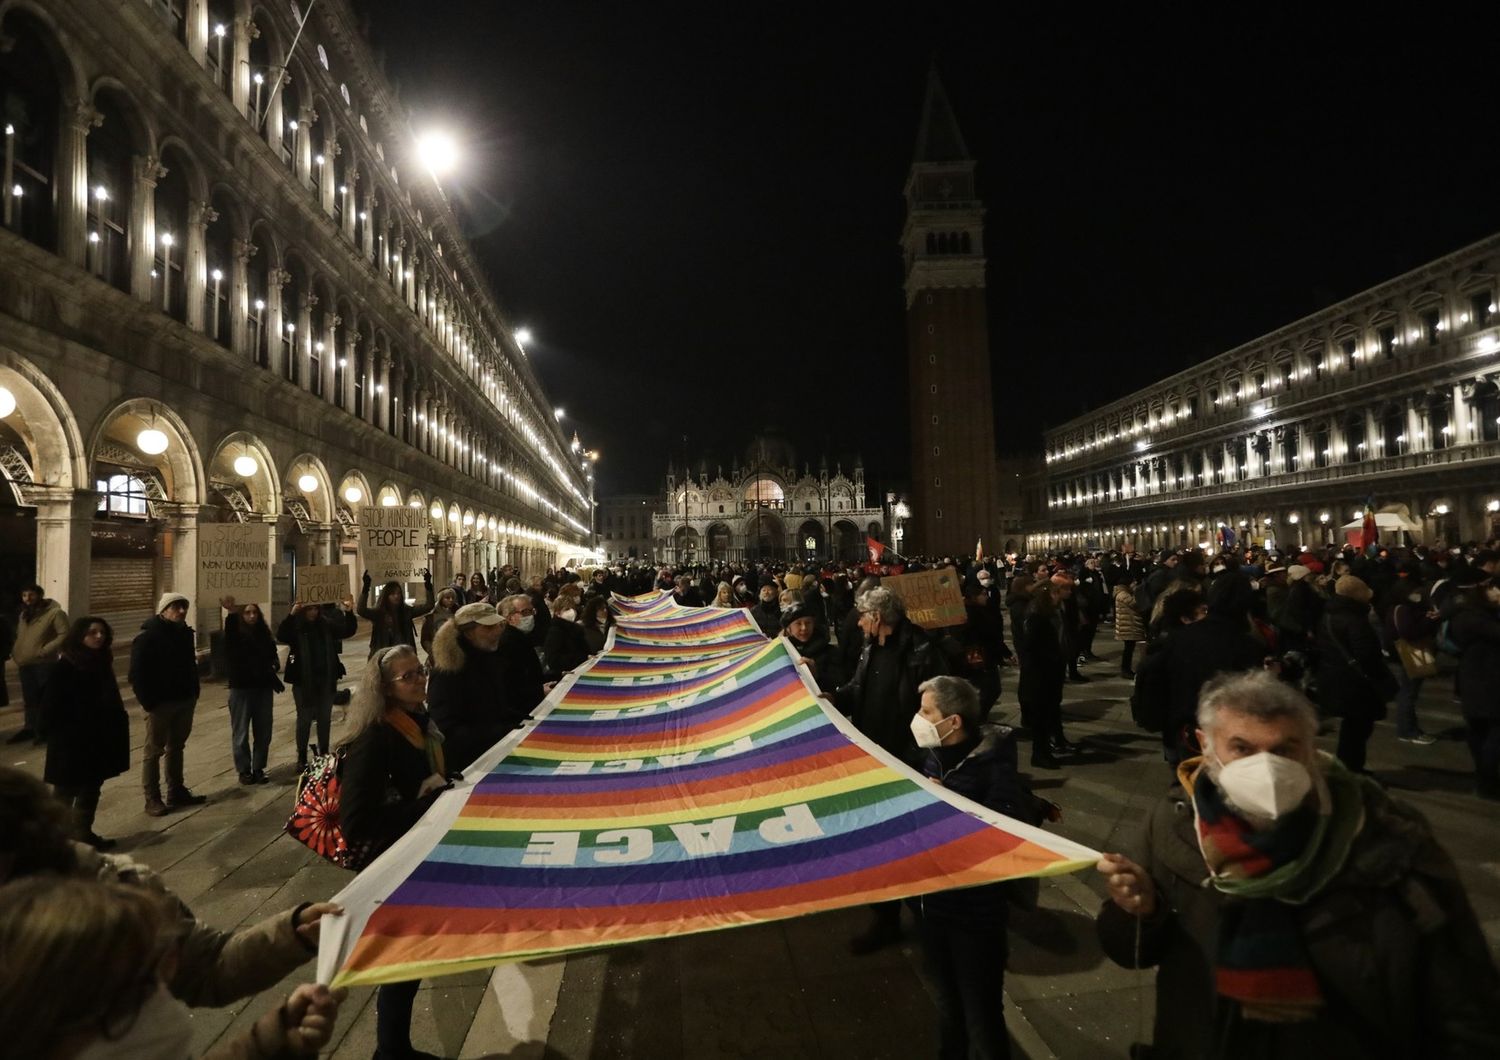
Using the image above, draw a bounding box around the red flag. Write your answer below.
[1360,500,1378,552]
[867,536,885,563]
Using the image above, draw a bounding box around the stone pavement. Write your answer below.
[4,625,1498,1058]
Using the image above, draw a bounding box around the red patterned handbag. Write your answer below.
[284,749,375,870]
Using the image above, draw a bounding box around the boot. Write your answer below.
[1030,747,1060,770]
[166,787,208,809]
[1050,732,1083,755]
[144,796,168,817]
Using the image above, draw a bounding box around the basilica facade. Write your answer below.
[650,435,886,564]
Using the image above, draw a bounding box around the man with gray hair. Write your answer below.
[911,674,1053,1060]
[497,594,551,717]
[1095,669,1500,1057]
[835,585,947,955]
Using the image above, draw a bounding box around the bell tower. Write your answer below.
[902,67,999,556]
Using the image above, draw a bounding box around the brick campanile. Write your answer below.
[902,68,1000,557]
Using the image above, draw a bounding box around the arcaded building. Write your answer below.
[1029,233,1500,553]
[0,0,594,638]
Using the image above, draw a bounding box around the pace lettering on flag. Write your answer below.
[317,591,1098,988]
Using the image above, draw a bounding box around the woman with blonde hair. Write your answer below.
[339,644,453,1060]
[712,581,734,608]
[0,875,343,1058]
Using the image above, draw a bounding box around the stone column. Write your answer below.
[130,155,165,302]
[388,361,406,441]
[232,19,257,117]
[58,101,100,268]
[360,189,375,262]
[378,358,393,434]
[184,200,215,333]
[341,165,358,242]
[395,236,408,298]
[33,488,97,623]
[320,313,339,404]
[296,291,316,391]
[320,137,339,217]
[314,523,338,566]
[266,268,289,377]
[231,238,256,360]
[341,329,359,413]
[159,503,208,645]
[186,0,209,66]
[1452,383,1471,443]
[294,105,316,188]
[369,350,386,431]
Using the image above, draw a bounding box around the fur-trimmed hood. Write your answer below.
[430,617,468,673]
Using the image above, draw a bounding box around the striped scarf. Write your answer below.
[384,707,446,778]
[1181,754,1364,1023]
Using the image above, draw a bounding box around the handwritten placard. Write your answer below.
[360,506,427,582]
[882,566,966,630]
[297,564,350,605]
[198,522,272,602]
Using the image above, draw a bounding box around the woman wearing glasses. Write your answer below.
[340,645,453,1060]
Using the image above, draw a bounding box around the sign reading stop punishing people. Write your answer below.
[198,523,272,604]
[882,566,966,629]
[297,564,351,605]
[360,506,427,582]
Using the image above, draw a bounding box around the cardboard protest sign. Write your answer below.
[882,566,966,629]
[360,506,427,581]
[198,522,272,603]
[297,564,351,605]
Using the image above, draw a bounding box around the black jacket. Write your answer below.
[785,626,844,694]
[1097,773,1500,1059]
[43,652,130,786]
[751,601,782,638]
[426,625,518,773]
[1452,601,1500,722]
[919,725,1045,922]
[498,623,546,716]
[1158,615,1266,744]
[358,579,435,657]
[543,617,591,678]
[129,616,200,710]
[339,712,443,863]
[223,613,280,690]
[1017,596,1067,705]
[276,608,357,693]
[834,618,947,762]
[1315,595,1399,720]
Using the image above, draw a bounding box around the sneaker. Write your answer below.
[252,770,270,784]
[1398,732,1438,746]
[166,789,208,809]
[144,797,168,817]
[6,728,34,744]
[239,772,256,785]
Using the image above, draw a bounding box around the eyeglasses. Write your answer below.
[390,665,430,683]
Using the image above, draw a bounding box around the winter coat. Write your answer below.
[1315,595,1399,720]
[1451,602,1500,722]
[275,608,356,693]
[1076,568,1109,621]
[359,579,435,656]
[426,621,517,773]
[543,617,591,677]
[223,613,280,690]
[1017,596,1067,705]
[1096,773,1500,1060]
[43,652,130,786]
[1272,579,1324,645]
[1113,585,1147,642]
[128,615,200,710]
[751,600,782,637]
[784,625,844,694]
[339,711,444,865]
[420,603,458,656]
[497,623,547,716]
[73,843,315,1008]
[919,725,1045,922]
[834,617,947,762]
[582,621,609,655]
[11,598,68,667]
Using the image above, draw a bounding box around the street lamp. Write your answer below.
[415,130,458,178]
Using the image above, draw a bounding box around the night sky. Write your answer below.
[361,4,1500,499]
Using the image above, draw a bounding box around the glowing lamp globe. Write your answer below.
[0,386,16,419]
[381,495,398,507]
[343,486,363,504]
[430,503,443,520]
[297,474,318,493]
[232,455,258,477]
[136,428,169,455]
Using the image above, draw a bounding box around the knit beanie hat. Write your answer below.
[157,592,189,613]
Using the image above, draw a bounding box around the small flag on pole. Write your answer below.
[975,538,984,563]
[867,536,885,563]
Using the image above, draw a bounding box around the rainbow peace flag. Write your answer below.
[317,592,1098,987]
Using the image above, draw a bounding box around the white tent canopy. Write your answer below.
[1340,507,1422,533]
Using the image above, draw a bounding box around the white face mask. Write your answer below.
[909,712,954,749]
[76,982,194,1060]
[515,615,536,634]
[1209,748,1313,823]
[560,609,577,622]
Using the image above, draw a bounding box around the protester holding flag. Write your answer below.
[1096,670,1500,1058]
[340,645,453,1060]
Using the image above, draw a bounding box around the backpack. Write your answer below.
[284,747,376,871]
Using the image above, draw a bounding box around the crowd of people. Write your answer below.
[1,538,1499,1057]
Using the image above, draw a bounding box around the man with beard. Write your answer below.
[1096,670,1500,1058]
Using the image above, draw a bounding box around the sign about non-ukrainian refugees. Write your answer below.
[297,564,351,606]
[317,590,1098,988]
[882,566,967,629]
[197,522,271,602]
[359,506,427,582]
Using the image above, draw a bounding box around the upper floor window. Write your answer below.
[1377,325,1397,358]
[1422,308,1442,344]
[1469,291,1494,329]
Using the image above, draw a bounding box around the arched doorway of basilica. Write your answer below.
[832,520,861,564]
[706,522,732,561]
[797,520,824,561]
[749,511,785,560]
